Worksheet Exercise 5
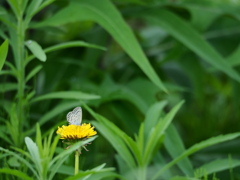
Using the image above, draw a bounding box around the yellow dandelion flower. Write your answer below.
[56,123,97,140]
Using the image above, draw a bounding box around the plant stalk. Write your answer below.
[75,150,80,175]
[15,13,25,147]
[138,165,147,180]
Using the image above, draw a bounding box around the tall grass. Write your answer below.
[1,0,240,179]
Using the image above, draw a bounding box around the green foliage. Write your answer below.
[142,9,240,82]
[0,124,111,180]
[0,40,8,71]
[25,40,47,62]
[33,0,168,92]
[1,0,240,179]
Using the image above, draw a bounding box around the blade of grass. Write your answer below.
[6,0,21,18]
[30,91,100,103]
[0,39,8,71]
[25,40,46,62]
[33,0,168,92]
[92,121,137,170]
[0,168,32,180]
[25,0,43,24]
[144,101,167,139]
[144,101,184,165]
[195,158,240,178]
[0,147,39,179]
[25,65,42,83]
[25,41,106,65]
[25,137,42,175]
[165,124,194,176]
[142,9,240,82]
[170,176,199,180]
[152,132,240,180]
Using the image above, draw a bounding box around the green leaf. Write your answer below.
[35,124,43,159]
[0,40,9,71]
[0,83,18,92]
[186,4,221,31]
[49,137,97,179]
[152,132,240,180]
[0,7,16,29]
[85,105,137,170]
[227,44,240,67]
[170,176,199,180]
[165,124,194,176]
[25,0,43,22]
[37,0,56,12]
[30,91,101,103]
[122,133,142,166]
[142,9,240,82]
[44,41,106,52]
[25,40,46,62]
[26,41,106,65]
[64,163,119,180]
[65,170,120,180]
[195,158,240,178]
[21,0,29,13]
[92,120,137,170]
[7,156,21,167]
[0,168,32,180]
[26,65,42,83]
[97,77,149,113]
[33,0,167,92]
[0,147,39,179]
[144,101,184,165]
[6,0,21,17]
[144,101,167,139]
[25,137,42,174]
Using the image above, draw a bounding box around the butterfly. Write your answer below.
[67,107,82,125]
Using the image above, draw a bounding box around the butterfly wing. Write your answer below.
[67,107,82,125]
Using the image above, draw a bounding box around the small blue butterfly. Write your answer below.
[67,107,82,125]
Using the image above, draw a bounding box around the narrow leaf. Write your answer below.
[0,168,32,180]
[25,137,42,173]
[165,124,194,176]
[38,0,56,12]
[30,91,100,103]
[33,0,167,92]
[92,121,137,170]
[170,176,199,180]
[25,0,42,19]
[85,104,137,170]
[25,40,46,61]
[144,101,184,165]
[0,83,17,92]
[144,101,167,139]
[195,158,240,178]
[26,41,106,64]
[26,65,42,83]
[44,41,106,52]
[227,44,240,67]
[6,0,20,17]
[0,147,39,178]
[142,9,240,82]
[152,132,240,180]
[0,39,9,71]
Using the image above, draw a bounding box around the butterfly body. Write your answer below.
[67,107,82,125]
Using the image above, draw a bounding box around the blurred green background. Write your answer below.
[1,0,240,179]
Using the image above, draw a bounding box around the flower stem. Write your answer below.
[75,150,80,175]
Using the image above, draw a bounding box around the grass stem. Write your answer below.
[75,150,80,175]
